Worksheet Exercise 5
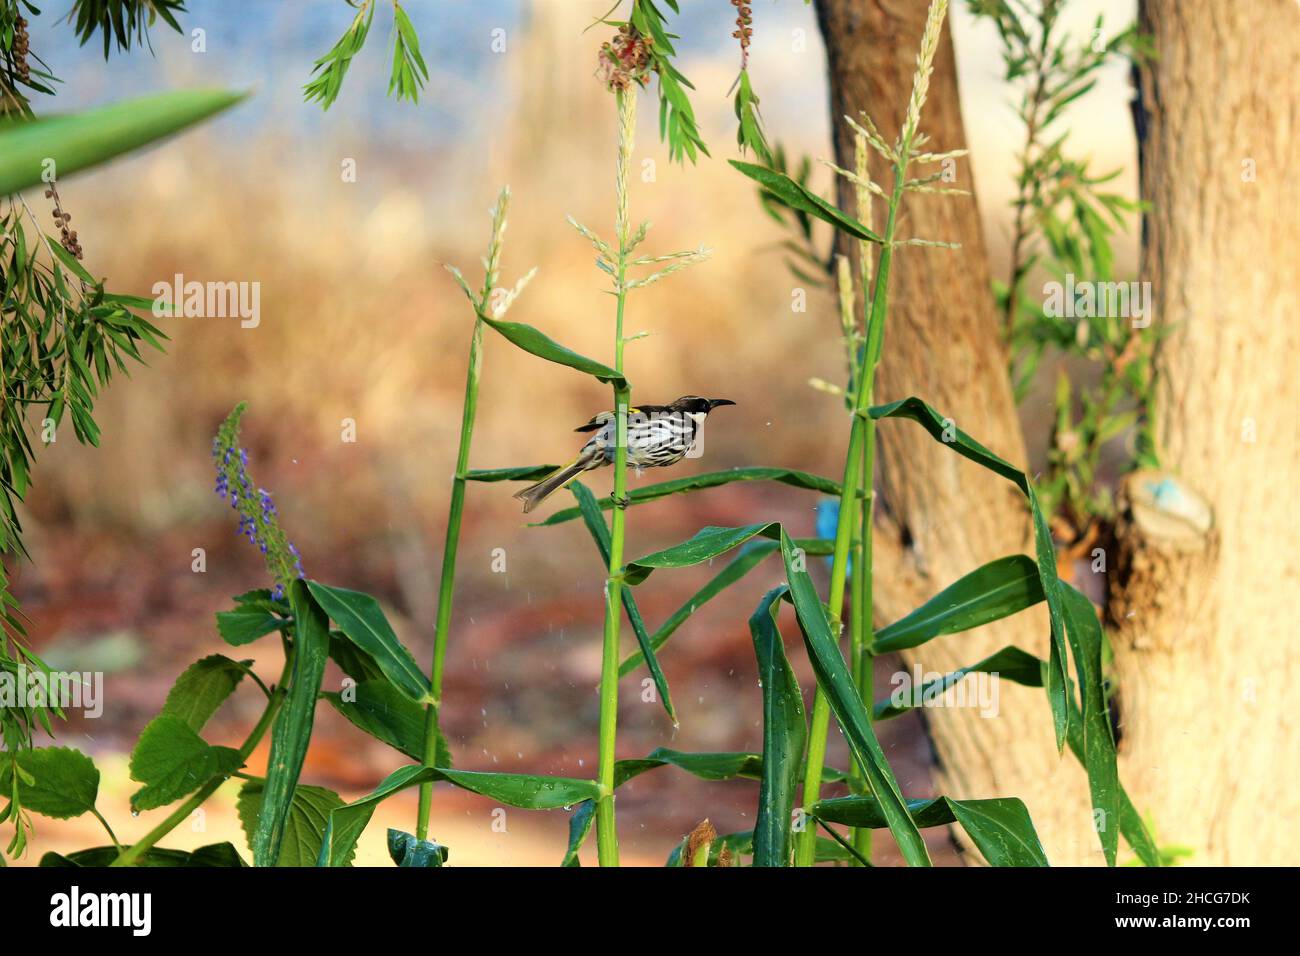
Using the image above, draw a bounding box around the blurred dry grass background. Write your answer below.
[8,0,1138,865]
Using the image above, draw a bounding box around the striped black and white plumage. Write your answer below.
[514,395,735,513]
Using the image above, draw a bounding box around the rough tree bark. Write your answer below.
[1107,0,1299,865]
[814,0,1100,864]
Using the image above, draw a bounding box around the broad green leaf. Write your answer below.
[874,645,1044,721]
[10,747,99,819]
[538,467,844,527]
[1060,583,1119,866]
[40,842,247,868]
[729,159,883,242]
[749,586,806,866]
[870,397,1071,752]
[387,828,448,867]
[777,528,932,867]
[160,654,247,731]
[465,465,558,483]
[306,581,432,704]
[570,481,675,724]
[872,555,1045,654]
[317,765,602,866]
[216,605,283,646]
[561,800,596,867]
[322,679,452,765]
[129,716,242,812]
[238,778,349,867]
[813,795,1048,866]
[480,314,627,389]
[255,580,330,866]
[0,90,247,195]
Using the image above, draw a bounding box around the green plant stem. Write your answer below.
[110,650,293,867]
[794,160,905,867]
[417,315,483,841]
[848,432,875,864]
[595,88,636,867]
[90,807,122,851]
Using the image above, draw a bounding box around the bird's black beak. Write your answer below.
[707,399,736,409]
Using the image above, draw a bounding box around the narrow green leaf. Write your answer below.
[254,580,330,866]
[317,766,602,866]
[612,747,846,789]
[749,586,807,866]
[464,464,559,483]
[777,528,932,867]
[872,554,1045,654]
[729,159,883,243]
[874,645,1044,721]
[0,90,247,195]
[306,581,433,705]
[619,540,778,677]
[570,482,675,724]
[480,314,627,389]
[812,794,1048,866]
[624,522,777,586]
[538,467,843,527]
[1060,583,1119,866]
[870,397,1071,752]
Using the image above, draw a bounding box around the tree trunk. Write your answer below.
[1108,0,1300,864]
[814,0,1100,864]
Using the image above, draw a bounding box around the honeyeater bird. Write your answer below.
[514,395,735,513]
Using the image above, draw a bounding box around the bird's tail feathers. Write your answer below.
[514,456,593,514]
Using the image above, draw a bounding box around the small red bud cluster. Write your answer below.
[597,24,652,93]
[12,15,31,82]
[731,1,754,70]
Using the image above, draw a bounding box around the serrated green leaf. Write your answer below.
[160,654,247,731]
[8,747,99,819]
[128,716,242,812]
[238,779,349,867]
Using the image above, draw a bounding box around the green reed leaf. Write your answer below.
[465,465,560,483]
[874,645,1044,721]
[870,396,1071,752]
[537,467,843,526]
[0,89,247,195]
[873,554,1045,654]
[729,159,883,243]
[749,586,807,866]
[1060,583,1119,866]
[613,747,846,789]
[570,482,675,724]
[480,315,628,389]
[813,794,1047,866]
[317,765,602,866]
[777,528,932,867]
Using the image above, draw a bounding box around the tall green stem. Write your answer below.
[111,650,293,867]
[848,429,875,864]
[794,162,906,867]
[596,88,636,867]
[417,315,484,840]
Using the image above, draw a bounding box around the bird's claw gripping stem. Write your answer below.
[612,494,631,510]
